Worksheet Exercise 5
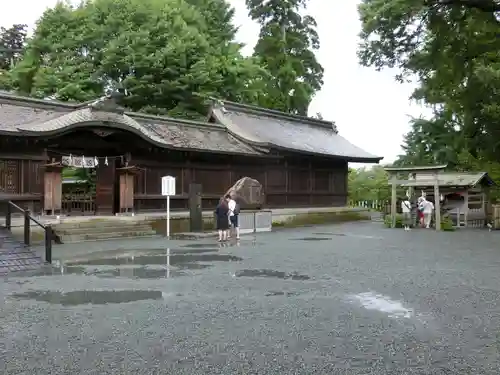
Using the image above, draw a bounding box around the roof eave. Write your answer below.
[384,164,448,172]
[271,145,383,163]
[7,122,266,157]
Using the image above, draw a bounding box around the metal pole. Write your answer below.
[166,248,170,278]
[24,210,31,246]
[45,225,52,263]
[166,195,170,238]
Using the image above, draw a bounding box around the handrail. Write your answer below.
[4,201,53,263]
[8,201,46,229]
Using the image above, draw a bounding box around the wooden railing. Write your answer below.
[4,201,53,263]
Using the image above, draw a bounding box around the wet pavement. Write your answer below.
[2,223,500,373]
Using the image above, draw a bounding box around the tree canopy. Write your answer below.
[348,165,391,203]
[4,0,271,118]
[358,0,500,189]
[246,0,323,115]
[0,0,325,119]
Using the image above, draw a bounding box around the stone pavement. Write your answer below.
[2,222,500,373]
[0,228,45,275]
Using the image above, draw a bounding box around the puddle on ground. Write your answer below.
[36,251,244,280]
[182,241,261,248]
[265,291,300,297]
[10,290,165,306]
[89,266,187,279]
[68,253,243,267]
[292,237,332,241]
[234,269,310,280]
[350,292,413,319]
[181,243,222,248]
[313,233,383,239]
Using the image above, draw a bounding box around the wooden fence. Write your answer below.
[350,200,389,213]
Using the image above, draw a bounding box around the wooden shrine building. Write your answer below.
[0,92,382,216]
[385,165,495,229]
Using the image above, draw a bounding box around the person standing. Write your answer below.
[215,195,230,241]
[228,192,240,240]
[419,197,435,229]
[401,196,412,231]
[417,197,424,227]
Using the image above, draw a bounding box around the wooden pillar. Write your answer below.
[95,161,115,215]
[42,161,63,216]
[433,172,441,230]
[463,190,469,227]
[284,160,288,206]
[390,174,397,228]
[117,166,140,214]
[308,161,313,205]
[189,183,203,232]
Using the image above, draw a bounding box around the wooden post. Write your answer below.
[463,190,469,227]
[5,202,11,230]
[390,175,397,228]
[189,183,202,232]
[24,209,31,246]
[433,172,441,230]
[45,225,52,263]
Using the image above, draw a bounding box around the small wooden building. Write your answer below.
[0,93,382,215]
[385,165,495,229]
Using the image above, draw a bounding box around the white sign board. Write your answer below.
[161,176,176,196]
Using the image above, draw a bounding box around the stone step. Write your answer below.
[53,219,146,229]
[54,224,153,235]
[58,230,159,243]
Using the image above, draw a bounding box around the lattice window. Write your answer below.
[0,160,21,194]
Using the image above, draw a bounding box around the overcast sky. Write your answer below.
[0,0,430,165]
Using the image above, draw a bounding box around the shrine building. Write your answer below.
[0,92,382,215]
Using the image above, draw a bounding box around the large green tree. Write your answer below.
[359,0,500,162]
[9,0,267,118]
[0,24,27,70]
[0,24,27,90]
[245,0,323,115]
[348,165,391,203]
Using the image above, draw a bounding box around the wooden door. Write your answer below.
[119,173,134,212]
[95,163,115,215]
[44,170,62,213]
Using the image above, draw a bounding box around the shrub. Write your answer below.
[384,214,403,228]
[441,215,455,231]
[273,211,369,228]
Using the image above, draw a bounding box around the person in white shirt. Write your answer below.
[401,197,412,231]
[419,197,434,228]
[227,192,240,240]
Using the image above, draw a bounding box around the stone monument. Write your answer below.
[224,177,264,209]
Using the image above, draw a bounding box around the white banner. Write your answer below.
[62,156,98,168]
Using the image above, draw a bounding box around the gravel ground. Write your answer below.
[2,223,500,374]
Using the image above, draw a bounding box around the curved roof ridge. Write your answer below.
[0,92,82,110]
[127,111,226,131]
[210,98,338,132]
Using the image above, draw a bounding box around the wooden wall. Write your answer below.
[132,155,348,212]
[0,130,349,214]
[0,157,44,213]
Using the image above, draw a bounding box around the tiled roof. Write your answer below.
[399,172,495,187]
[0,93,383,161]
[209,100,382,162]
[0,94,262,155]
